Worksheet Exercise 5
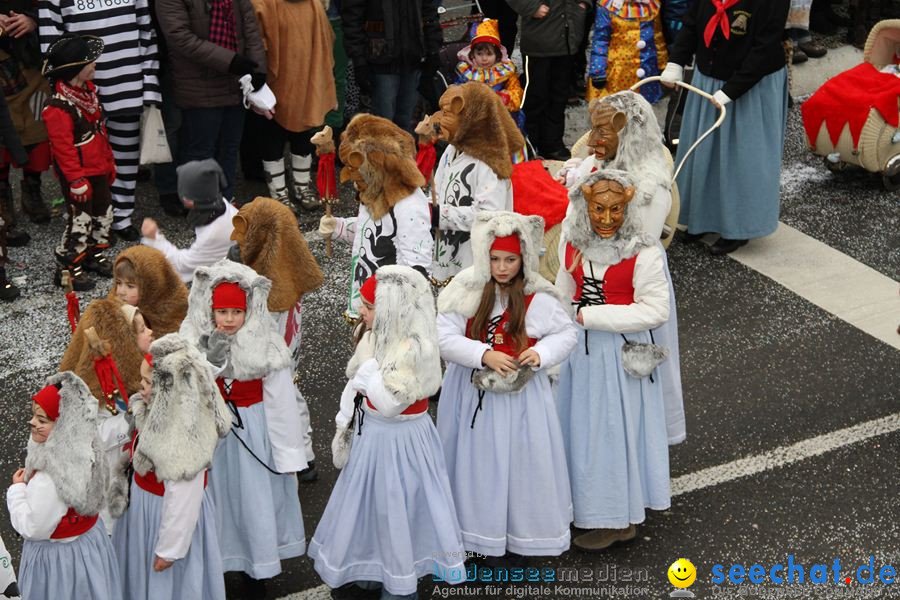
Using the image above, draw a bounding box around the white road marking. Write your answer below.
[730,222,900,350]
[279,413,900,599]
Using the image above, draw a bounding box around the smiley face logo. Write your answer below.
[668,558,697,588]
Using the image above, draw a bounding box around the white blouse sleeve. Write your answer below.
[438,160,512,232]
[349,358,410,418]
[155,471,205,562]
[263,367,308,473]
[437,312,491,370]
[526,293,577,370]
[580,245,671,333]
[394,194,434,276]
[6,474,68,540]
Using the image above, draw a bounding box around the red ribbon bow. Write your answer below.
[704,0,741,48]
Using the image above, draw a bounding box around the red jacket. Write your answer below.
[42,82,116,184]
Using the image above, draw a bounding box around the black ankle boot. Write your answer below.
[5,226,30,247]
[0,267,19,301]
[83,250,113,277]
[709,237,748,256]
[54,256,95,291]
[21,173,51,223]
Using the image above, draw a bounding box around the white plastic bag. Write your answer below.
[139,105,172,165]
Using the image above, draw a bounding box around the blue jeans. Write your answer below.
[371,67,421,133]
[181,105,246,200]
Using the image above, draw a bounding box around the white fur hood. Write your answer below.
[180,258,291,380]
[25,372,108,516]
[562,169,656,266]
[438,211,563,317]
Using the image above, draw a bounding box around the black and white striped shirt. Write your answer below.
[39,0,162,115]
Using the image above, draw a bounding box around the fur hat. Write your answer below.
[129,334,230,482]
[438,211,563,317]
[590,91,672,205]
[339,113,425,220]
[442,83,524,179]
[108,246,188,336]
[60,298,144,402]
[180,259,292,380]
[368,265,442,404]
[230,197,324,312]
[562,168,656,266]
[25,372,108,516]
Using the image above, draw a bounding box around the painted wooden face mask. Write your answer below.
[588,104,627,162]
[580,178,636,238]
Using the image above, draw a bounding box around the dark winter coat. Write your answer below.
[0,0,41,69]
[155,0,267,109]
[0,93,27,165]
[340,0,441,72]
[506,0,589,57]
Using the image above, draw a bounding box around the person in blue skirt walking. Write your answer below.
[661,0,791,255]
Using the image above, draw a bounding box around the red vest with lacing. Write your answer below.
[565,243,637,305]
[127,431,208,497]
[465,293,538,356]
[216,378,263,407]
[50,507,98,539]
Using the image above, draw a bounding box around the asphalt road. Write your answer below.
[0,99,898,600]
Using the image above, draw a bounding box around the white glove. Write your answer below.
[660,63,684,86]
[712,90,732,108]
[318,215,337,238]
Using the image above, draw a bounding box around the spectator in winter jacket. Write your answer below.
[155,0,267,202]
[661,0,696,44]
[0,92,28,302]
[340,0,442,132]
[41,35,117,292]
[507,0,590,160]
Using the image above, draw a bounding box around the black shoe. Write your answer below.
[298,461,318,483]
[83,253,114,277]
[54,264,95,291]
[330,583,381,600]
[5,227,30,247]
[791,46,809,65]
[159,192,188,217]
[798,39,827,59]
[0,269,19,301]
[239,573,268,599]
[709,237,748,256]
[542,147,572,161]
[675,230,707,244]
[112,225,140,242]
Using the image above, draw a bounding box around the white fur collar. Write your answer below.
[180,259,291,380]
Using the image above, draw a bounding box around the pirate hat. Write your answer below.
[42,34,104,79]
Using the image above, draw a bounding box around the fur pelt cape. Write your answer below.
[348,265,442,404]
[231,197,324,312]
[590,91,672,208]
[438,211,563,317]
[25,372,108,517]
[563,168,656,266]
[339,113,425,220]
[180,259,292,380]
[445,82,524,179]
[108,245,189,336]
[60,298,144,402]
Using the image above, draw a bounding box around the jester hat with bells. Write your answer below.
[60,298,145,403]
[25,372,109,517]
[438,82,524,179]
[107,245,188,336]
[563,168,656,267]
[438,210,564,317]
[179,259,291,381]
[230,197,324,312]
[338,113,425,220]
[107,334,230,519]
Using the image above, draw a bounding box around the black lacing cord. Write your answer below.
[575,263,606,355]
[221,379,282,476]
[470,314,504,428]
[352,392,366,435]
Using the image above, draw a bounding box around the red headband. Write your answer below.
[491,234,521,255]
[212,282,247,310]
[359,274,377,304]
[33,384,61,421]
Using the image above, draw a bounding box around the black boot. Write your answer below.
[54,254,95,291]
[21,172,51,223]
[83,248,113,277]
[5,227,29,247]
[0,180,28,246]
[0,267,19,301]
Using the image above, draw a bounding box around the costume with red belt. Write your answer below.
[310,266,465,597]
[6,372,121,599]
[435,211,577,558]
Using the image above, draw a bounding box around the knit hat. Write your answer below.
[177,159,227,227]
[42,34,104,80]
[212,282,247,310]
[32,384,61,421]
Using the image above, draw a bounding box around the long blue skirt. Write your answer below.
[19,519,122,600]
[309,412,465,596]
[209,402,306,579]
[557,328,671,529]
[655,243,686,445]
[113,483,226,599]
[675,68,788,239]
[437,366,572,557]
